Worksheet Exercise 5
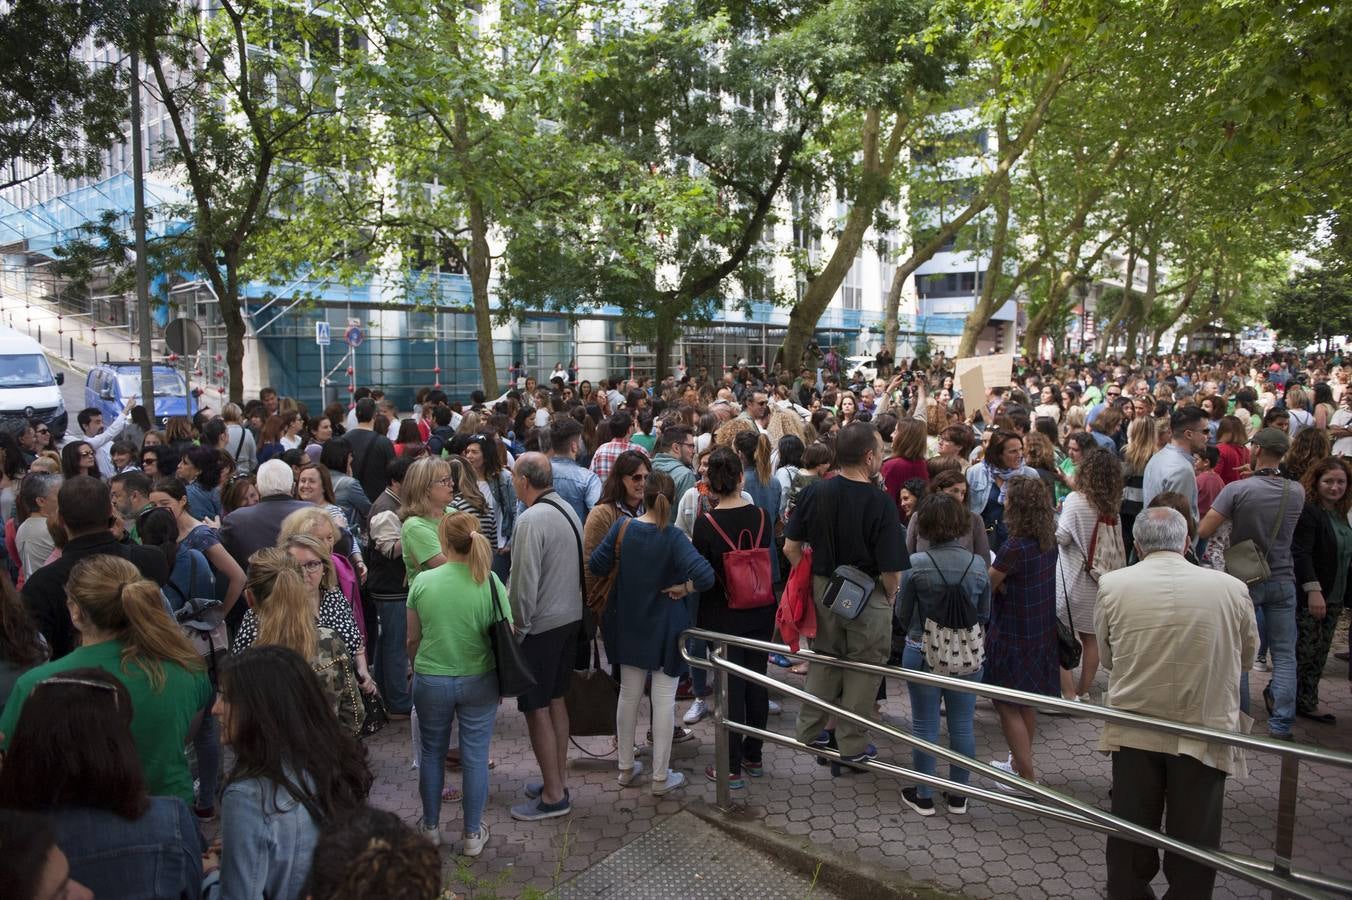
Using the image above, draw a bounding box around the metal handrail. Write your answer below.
[681,627,1352,900]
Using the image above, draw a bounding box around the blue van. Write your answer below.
[85,362,198,426]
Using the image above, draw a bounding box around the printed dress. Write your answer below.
[985,536,1060,697]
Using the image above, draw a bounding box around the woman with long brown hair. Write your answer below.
[986,477,1059,790]
[1119,416,1158,549]
[0,556,210,806]
[1055,448,1126,702]
[882,418,929,518]
[1292,457,1352,725]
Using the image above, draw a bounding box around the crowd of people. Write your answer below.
[0,349,1348,899]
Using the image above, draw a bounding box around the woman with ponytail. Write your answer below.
[732,430,781,583]
[0,555,210,806]
[246,548,363,736]
[589,469,715,796]
[406,511,504,855]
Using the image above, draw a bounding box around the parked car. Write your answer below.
[85,362,197,427]
[843,354,878,383]
[0,329,67,433]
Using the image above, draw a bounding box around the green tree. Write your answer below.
[0,0,127,191]
[1267,267,1352,351]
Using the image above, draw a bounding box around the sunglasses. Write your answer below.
[35,428,49,435]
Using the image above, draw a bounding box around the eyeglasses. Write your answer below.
[298,560,325,572]
[434,477,452,486]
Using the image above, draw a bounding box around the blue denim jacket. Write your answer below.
[56,798,203,900]
[217,776,319,900]
[965,462,1040,515]
[549,456,602,524]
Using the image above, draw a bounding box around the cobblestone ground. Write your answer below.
[364,644,1352,899]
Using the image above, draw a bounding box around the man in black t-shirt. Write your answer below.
[345,397,396,501]
[784,422,904,772]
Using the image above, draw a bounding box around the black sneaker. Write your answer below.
[830,752,871,777]
[943,792,967,815]
[901,787,935,817]
[808,729,837,765]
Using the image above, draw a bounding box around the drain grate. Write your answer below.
[557,810,842,899]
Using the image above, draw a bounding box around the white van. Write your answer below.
[0,329,66,430]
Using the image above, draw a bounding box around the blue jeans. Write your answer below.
[1255,605,1269,660]
[375,599,412,713]
[413,671,499,833]
[902,643,981,800]
[1240,579,1296,736]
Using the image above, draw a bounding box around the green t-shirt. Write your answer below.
[630,433,656,454]
[406,563,510,677]
[401,515,444,583]
[0,639,210,804]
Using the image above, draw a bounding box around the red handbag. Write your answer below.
[703,509,775,609]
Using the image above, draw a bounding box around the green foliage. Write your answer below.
[1267,266,1352,349]
[0,0,127,191]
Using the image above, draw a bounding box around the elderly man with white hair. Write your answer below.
[218,458,313,572]
[1095,506,1258,900]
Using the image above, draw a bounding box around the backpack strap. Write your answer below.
[701,510,742,552]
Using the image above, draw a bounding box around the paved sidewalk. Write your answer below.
[364,640,1352,899]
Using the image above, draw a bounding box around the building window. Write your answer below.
[842,256,864,310]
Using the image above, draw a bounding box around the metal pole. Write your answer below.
[129,45,155,419]
[1273,755,1299,900]
[712,640,732,812]
[318,337,326,408]
[183,351,192,420]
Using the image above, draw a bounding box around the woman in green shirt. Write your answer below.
[406,511,505,858]
[1292,457,1352,724]
[400,456,454,582]
[0,555,210,805]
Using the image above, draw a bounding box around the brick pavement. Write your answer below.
[364,649,1352,899]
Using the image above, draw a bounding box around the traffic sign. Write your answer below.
[315,321,331,346]
[345,325,364,348]
[164,317,203,356]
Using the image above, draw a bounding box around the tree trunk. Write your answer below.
[956,172,1010,357]
[466,191,498,397]
[1022,271,1073,358]
[1096,238,1138,357]
[220,261,247,405]
[780,108,906,369]
[1122,248,1157,362]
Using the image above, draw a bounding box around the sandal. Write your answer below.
[789,662,809,676]
[441,786,462,801]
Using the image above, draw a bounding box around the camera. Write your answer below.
[899,371,915,384]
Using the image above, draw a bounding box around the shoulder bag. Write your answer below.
[487,576,537,697]
[1224,479,1289,585]
[586,516,632,615]
[818,480,878,620]
[1055,560,1083,670]
[538,495,620,740]
[702,508,774,609]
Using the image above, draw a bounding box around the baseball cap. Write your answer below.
[1249,427,1290,456]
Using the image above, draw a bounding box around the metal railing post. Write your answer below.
[712,639,732,811]
[1273,754,1300,899]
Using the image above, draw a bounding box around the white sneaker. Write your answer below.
[419,822,442,846]
[683,697,708,724]
[651,769,687,795]
[988,758,1037,796]
[1077,693,1093,704]
[617,761,645,786]
[767,699,782,715]
[1254,658,1270,672]
[461,823,489,857]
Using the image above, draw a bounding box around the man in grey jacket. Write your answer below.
[507,452,584,822]
[649,426,696,525]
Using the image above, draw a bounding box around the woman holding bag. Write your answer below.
[692,448,776,789]
[406,511,505,856]
[589,470,714,796]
